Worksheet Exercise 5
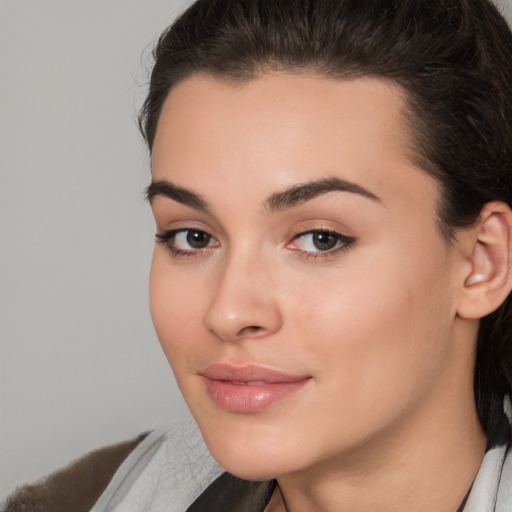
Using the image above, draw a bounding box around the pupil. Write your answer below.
[313,232,337,251]
[187,230,210,248]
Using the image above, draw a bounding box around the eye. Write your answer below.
[288,229,355,255]
[155,228,219,256]
[175,230,214,249]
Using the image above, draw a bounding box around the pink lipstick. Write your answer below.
[201,364,311,413]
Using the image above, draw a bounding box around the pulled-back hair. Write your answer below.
[139,0,512,434]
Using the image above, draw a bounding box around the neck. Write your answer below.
[268,404,485,512]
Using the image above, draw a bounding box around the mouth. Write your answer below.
[200,364,312,413]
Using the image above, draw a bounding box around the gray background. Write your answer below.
[1,0,511,503]
[0,0,190,500]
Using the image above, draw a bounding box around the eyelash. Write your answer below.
[287,229,356,259]
[155,228,356,259]
[155,229,218,258]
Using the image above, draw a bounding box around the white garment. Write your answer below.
[91,422,512,512]
[493,0,512,27]
[90,424,222,512]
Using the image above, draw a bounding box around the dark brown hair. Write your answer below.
[139,0,512,434]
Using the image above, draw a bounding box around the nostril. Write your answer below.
[238,325,264,336]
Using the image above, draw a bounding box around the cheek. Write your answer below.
[149,250,207,369]
[284,239,455,408]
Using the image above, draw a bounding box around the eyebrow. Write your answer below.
[145,180,209,212]
[265,177,381,212]
[146,176,380,212]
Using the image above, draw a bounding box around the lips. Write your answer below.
[200,364,311,413]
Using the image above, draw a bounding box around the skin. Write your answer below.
[149,74,487,512]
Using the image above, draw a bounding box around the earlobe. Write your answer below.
[457,201,512,319]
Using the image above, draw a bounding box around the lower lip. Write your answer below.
[205,378,311,413]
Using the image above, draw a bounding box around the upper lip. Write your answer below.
[200,363,310,383]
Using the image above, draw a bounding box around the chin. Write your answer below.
[196,420,306,481]
[211,449,288,482]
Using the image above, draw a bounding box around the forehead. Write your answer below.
[153,73,409,169]
[151,73,439,218]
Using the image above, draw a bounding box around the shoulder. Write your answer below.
[3,425,223,512]
[496,399,512,511]
[2,433,148,512]
[496,442,512,511]
[90,425,223,512]
[467,398,512,512]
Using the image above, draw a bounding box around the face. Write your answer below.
[149,74,468,480]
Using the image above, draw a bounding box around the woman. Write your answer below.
[5,0,512,511]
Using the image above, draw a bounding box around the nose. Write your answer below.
[203,249,283,342]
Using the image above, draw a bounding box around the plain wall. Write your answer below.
[0,0,191,500]
[1,0,511,503]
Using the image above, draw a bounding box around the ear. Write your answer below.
[457,201,512,319]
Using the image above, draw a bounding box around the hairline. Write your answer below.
[148,67,456,243]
